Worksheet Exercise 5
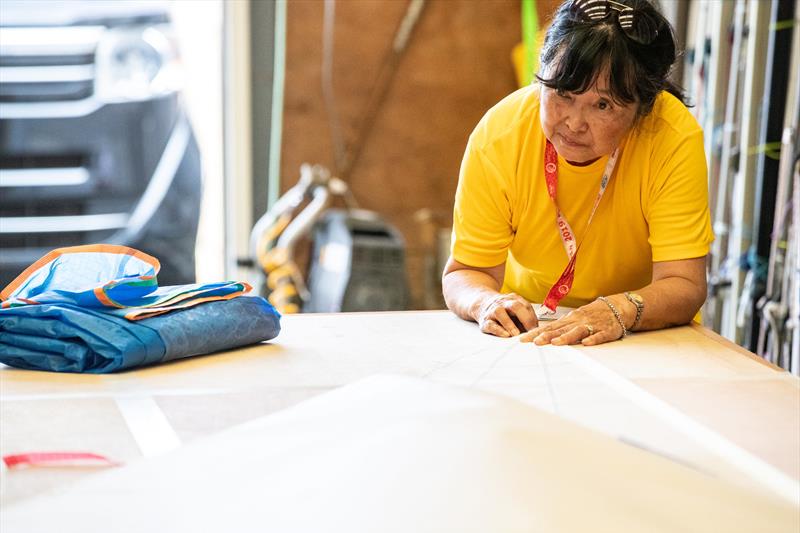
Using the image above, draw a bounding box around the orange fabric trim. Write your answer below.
[1,249,64,301]
[123,288,251,320]
[93,286,124,308]
[131,281,246,309]
[97,275,158,308]
[1,298,40,309]
[0,245,160,302]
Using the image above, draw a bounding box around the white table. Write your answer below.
[2,311,798,510]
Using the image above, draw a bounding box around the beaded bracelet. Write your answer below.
[597,296,627,339]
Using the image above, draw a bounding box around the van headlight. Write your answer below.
[95,25,182,102]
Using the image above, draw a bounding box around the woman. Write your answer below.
[443,0,713,346]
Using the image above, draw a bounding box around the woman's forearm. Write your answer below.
[617,275,707,332]
[442,269,502,323]
[605,256,708,332]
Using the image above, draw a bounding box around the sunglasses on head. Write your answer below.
[568,0,661,45]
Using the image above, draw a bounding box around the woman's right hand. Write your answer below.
[442,257,537,337]
[476,292,539,337]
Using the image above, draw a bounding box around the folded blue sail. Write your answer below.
[0,245,251,319]
[0,245,281,373]
[1,245,161,309]
[0,296,280,373]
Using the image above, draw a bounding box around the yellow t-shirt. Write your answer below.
[452,85,714,308]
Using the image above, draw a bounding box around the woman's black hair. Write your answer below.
[536,0,687,117]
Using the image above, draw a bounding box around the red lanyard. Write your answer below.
[540,140,620,313]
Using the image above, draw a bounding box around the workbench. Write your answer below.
[1,310,799,531]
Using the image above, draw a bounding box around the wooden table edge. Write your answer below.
[689,323,786,373]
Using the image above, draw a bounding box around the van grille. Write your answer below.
[0,26,103,103]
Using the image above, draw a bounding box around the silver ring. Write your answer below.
[585,324,594,336]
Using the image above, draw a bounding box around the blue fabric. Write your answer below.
[2,247,160,308]
[0,296,281,373]
[2,246,249,318]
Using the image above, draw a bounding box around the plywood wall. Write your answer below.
[282,0,559,309]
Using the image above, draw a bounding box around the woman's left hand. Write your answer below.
[519,299,625,346]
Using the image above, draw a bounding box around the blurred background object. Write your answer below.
[267,0,561,310]
[0,0,202,286]
[248,162,409,314]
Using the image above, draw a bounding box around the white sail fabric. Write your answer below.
[3,375,797,533]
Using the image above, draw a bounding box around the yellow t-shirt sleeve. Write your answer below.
[645,129,714,262]
[451,141,514,268]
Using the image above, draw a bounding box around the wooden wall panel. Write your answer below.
[282,0,558,309]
